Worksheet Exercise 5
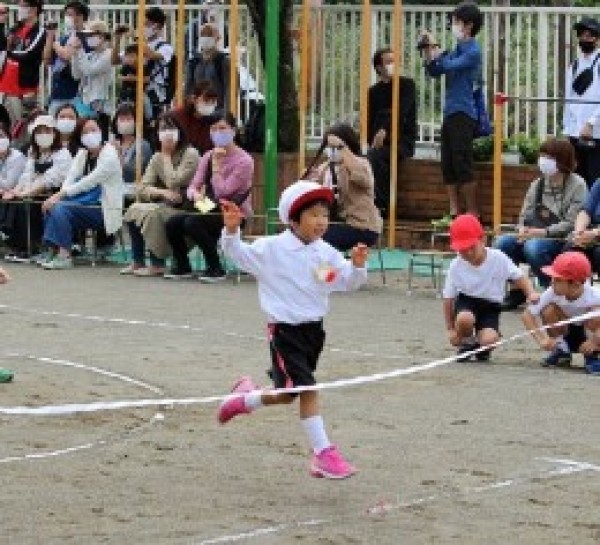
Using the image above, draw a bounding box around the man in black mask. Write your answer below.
[563,17,600,189]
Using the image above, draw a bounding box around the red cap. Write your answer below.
[541,252,591,282]
[449,214,484,251]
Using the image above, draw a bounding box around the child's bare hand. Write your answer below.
[579,339,597,356]
[0,267,10,284]
[350,243,369,268]
[526,291,540,304]
[220,200,243,233]
[540,337,557,352]
[447,329,460,346]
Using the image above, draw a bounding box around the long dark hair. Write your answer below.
[55,103,80,156]
[302,122,361,178]
[30,126,62,159]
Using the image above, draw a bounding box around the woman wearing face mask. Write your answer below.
[0,115,72,261]
[165,112,253,281]
[495,139,588,310]
[120,114,200,277]
[54,103,79,155]
[111,103,152,199]
[71,20,112,137]
[40,118,123,270]
[306,123,382,252]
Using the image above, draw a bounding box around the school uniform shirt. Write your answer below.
[221,228,368,324]
[528,283,600,319]
[0,148,26,191]
[443,247,523,304]
[563,50,600,139]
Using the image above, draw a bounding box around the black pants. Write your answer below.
[564,241,600,274]
[166,212,225,272]
[0,200,43,255]
[570,137,600,190]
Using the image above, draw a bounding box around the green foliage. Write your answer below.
[472,135,494,162]
[473,133,540,164]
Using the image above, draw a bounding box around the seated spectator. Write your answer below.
[120,114,200,277]
[307,123,382,251]
[171,80,218,154]
[495,138,588,309]
[54,103,79,155]
[185,23,230,109]
[1,115,72,260]
[71,20,112,138]
[165,112,253,281]
[367,47,417,212]
[111,103,152,199]
[0,124,27,198]
[40,117,124,270]
[566,177,600,273]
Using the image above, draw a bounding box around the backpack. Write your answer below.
[242,101,265,153]
[147,41,177,105]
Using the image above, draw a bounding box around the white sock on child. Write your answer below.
[243,391,263,411]
[302,415,331,454]
[556,337,570,353]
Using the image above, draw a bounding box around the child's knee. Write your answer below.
[455,311,475,330]
[541,303,568,335]
[583,316,600,332]
[478,328,499,346]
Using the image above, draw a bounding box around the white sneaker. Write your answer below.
[42,255,74,270]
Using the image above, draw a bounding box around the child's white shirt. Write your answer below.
[221,227,367,324]
[527,283,600,318]
[443,248,523,303]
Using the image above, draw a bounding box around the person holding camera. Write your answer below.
[366,47,417,213]
[421,1,483,224]
[0,0,46,125]
[42,1,89,116]
[563,17,600,190]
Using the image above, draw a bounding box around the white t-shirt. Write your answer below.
[527,283,600,318]
[443,248,523,303]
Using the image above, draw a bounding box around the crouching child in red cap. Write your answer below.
[522,251,600,375]
[443,214,538,361]
[217,180,369,479]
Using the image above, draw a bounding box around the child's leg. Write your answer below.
[455,310,476,342]
[540,303,569,338]
[539,304,574,367]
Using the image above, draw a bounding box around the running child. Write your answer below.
[522,251,600,375]
[218,180,369,479]
[443,214,538,360]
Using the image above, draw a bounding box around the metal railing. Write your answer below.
[11,4,600,146]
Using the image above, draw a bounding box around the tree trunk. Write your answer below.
[245,0,299,152]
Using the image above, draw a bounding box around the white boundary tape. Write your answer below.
[1,311,598,417]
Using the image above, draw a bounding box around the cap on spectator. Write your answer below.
[574,17,600,37]
[278,181,334,224]
[85,19,109,35]
[449,214,484,251]
[30,115,56,133]
[541,252,591,282]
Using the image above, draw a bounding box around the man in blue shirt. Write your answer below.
[422,2,483,224]
[42,0,89,116]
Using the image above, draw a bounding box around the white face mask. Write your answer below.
[87,35,101,49]
[196,102,216,116]
[0,138,10,153]
[144,25,156,40]
[64,15,75,32]
[538,156,558,177]
[35,132,55,149]
[117,121,135,136]
[56,118,76,135]
[81,131,102,149]
[452,24,465,41]
[158,129,179,144]
[18,6,30,21]
[198,36,216,52]
[385,63,395,77]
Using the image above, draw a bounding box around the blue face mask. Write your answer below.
[211,129,234,147]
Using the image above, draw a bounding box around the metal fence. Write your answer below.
[21,4,600,145]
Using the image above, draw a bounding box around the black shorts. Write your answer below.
[441,112,477,185]
[564,324,587,353]
[268,321,326,393]
[454,293,501,333]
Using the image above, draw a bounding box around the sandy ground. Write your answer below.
[0,262,598,545]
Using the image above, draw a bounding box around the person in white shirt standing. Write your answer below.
[443,214,538,362]
[563,17,600,189]
[522,252,600,375]
[218,181,369,480]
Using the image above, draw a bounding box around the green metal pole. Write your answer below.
[264,0,279,233]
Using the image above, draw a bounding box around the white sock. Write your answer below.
[243,391,262,411]
[302,415,331,454]
[555,337,569,353]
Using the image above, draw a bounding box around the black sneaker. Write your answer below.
[198,267,227,283]
[475,348,492,362]
[541,347,572,368]
[164,267,194,280]
[501,289,527,311]
[457,342,480,362]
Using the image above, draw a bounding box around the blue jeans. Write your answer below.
[126,221,165,268]
[494,234,565,287]
[43,202,104,251]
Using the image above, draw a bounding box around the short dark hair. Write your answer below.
[111,102,136,139]
[54,102,79,120]
[452,2,483,37]
[24,0,43,15]
[210,111,237,128]
[124,43,139,56]
[289,199,330,224]
[191,80,219,100]
[321,123,361,157]
[373,47,392,71]
[64,1,89,20]
[539,138,577,174]
[157,112,188,155]
[146,7,166,27]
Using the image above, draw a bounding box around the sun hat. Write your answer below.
[278,180,334,224]
[449,214,484,251]
[30,115,56,133]
[541,252,591,282]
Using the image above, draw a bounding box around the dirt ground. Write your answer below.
[0,263,598,545]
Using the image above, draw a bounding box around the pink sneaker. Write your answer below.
[310,445,357,479]
[217,376,256,424]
